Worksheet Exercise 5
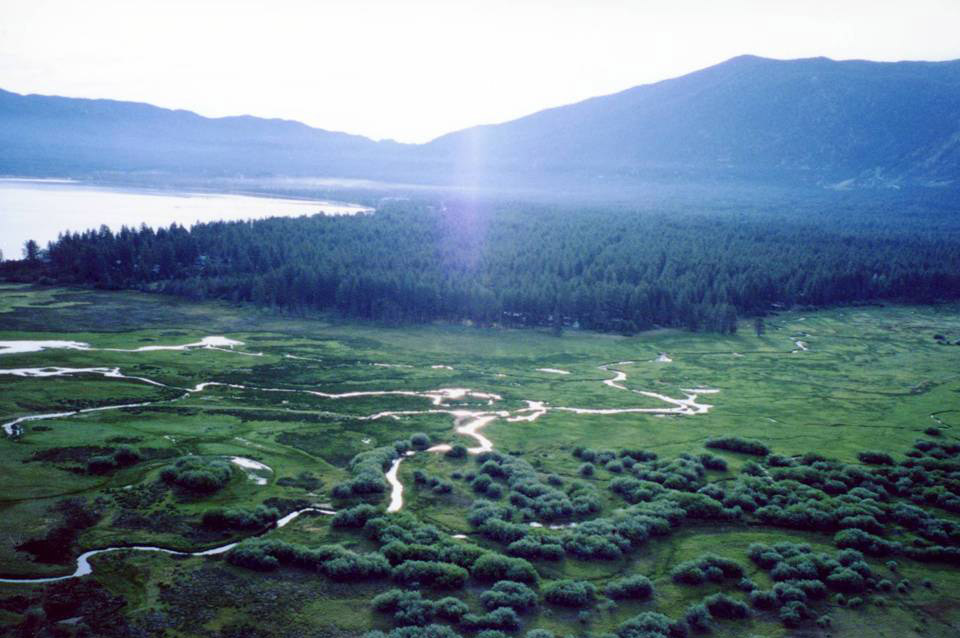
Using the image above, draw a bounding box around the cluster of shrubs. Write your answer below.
[596,450,729,497]
[670,554,744,585]
[693,437,960,567]
[465,497,579,561]
[331,445,399,499]
[414,470,454,495]
[616,612,687,638]
[371,581,537,635]
[506,534,565,561]
[746,542,882,627]
[360,509,540,585]
[226,538,391,580]
[467,452,602,523]
[562,500,684,560]
[86,445,143,474]
[372,589,469,626]
[681,593,751,632]
[332,433,450,500]
[160,456,233,493]
[363,625,463,638]
[201,504,279,530]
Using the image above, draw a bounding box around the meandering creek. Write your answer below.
[0,339,718,582]
[0,507,335,584]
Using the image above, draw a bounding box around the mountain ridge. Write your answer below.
[3,54,959,191]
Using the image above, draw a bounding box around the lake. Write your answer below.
[0,179,371,260]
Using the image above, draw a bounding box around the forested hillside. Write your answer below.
[6,200,960,333]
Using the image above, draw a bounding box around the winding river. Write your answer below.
[0,338,718,582]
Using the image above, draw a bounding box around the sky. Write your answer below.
[1,0,959,143]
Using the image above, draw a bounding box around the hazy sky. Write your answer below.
[2,0,958,143]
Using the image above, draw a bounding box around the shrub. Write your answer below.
[472,554,538,584]
[703,593,750,619]
[617,612,686,638]
[86,445,143,474]
[368,625,463,638]
[671,555,744,585]
[434,596,469,621]
[684,603,712,633]
[161,456,233,492]
[462,606,521,630]
[579,463,596,477]
[507,536,564,561]
[202,505,279,530]
[705,437,769,456]
[605,575,654,600]
[485,483,505,499]
[372,589,407,612]
[749,590,776,609]
[373,589,438,626]
[480,580,538,611]
[410,433,431,449]
[699,454,728,471]
[332,504,380,528]
[779,601,807,627]
[446,445,468,459]
[826,568,866,593]
[225,540,281,571]
[543,579,597,607]
[858,451,894,465]
[834,529,899,556]
[394,560,468,589]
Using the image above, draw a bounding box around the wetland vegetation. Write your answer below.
[0,284,959,637]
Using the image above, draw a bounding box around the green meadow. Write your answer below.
[1,283,959,637]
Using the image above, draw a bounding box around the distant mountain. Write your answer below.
[3,55,960,190]
[0,88,408,179]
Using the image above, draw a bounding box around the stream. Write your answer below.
[0,507,335,584]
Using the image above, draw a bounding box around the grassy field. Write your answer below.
[1,284,959,637]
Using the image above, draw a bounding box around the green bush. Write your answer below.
[202,505,279,530]
[543,580,596,607]
[161,456,232,493]
[472,554,538,584]
[434,597,470,621]
[705,437,770,456]
[605,575,654,600]
[480,580,537,611]
[394,560,468,589]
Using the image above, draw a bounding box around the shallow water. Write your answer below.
[0,179,370,260]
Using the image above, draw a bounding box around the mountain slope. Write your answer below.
[422,55,960,188]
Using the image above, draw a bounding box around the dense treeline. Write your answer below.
[6,199,960,332]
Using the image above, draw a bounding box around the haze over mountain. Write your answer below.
[2,55,959,192]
